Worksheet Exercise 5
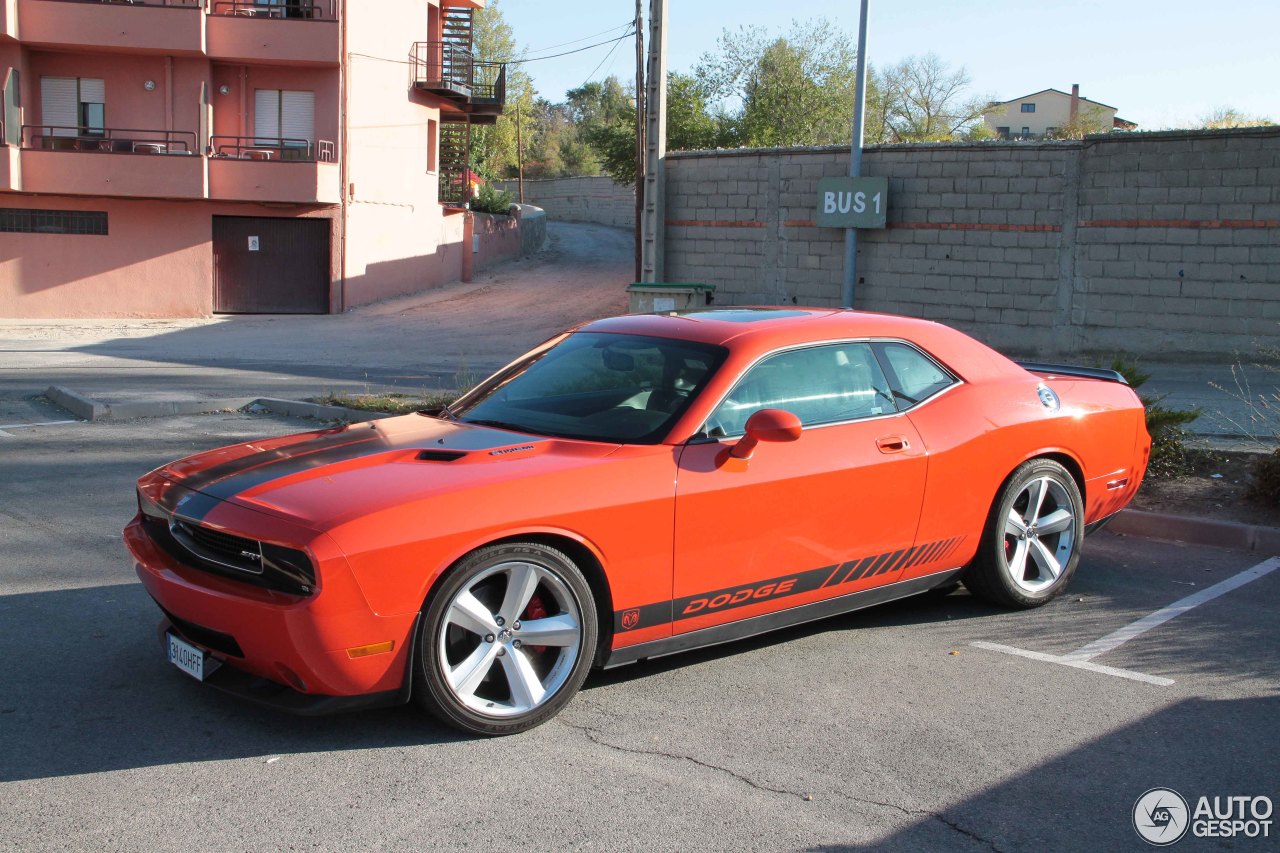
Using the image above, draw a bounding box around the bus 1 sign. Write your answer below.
[815,176,889,229]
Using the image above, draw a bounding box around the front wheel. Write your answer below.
[963,459,1084,609]
[414,542,598,736]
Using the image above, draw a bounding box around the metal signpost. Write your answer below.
[840,0,873,309]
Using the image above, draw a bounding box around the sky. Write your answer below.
[498,0,1279,131]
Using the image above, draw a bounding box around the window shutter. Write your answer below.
[79,78,105,105]
[254,89,280,144]
[280,90,314,147]
[40,77,78,137]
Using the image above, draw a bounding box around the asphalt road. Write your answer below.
[1,410,1276,852]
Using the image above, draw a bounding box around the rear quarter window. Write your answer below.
[875,342,956,407]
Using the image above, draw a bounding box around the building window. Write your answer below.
[1020,103,1036,113]
[995,126,1010,139]
[0,208,108,235]
[40,77,105,137]
[1046,126,1058,135]
[254,89,315,149]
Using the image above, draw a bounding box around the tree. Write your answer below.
[876,53,991,142]
[577,72,730,185]
[1197,107,1273,129]
[666,72,726,152]
[469,0,535,179]
[697,20,865,148]
[564,77,633,128]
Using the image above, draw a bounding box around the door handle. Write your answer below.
[876,435,910,453]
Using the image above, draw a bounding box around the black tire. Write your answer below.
[963,458,1084,609]
[413,542,598,736]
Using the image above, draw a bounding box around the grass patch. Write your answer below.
[312,390,462,415]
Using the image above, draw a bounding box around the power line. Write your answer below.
[507,32,635,65]
[522,21,635,57]
[578,32,627,88]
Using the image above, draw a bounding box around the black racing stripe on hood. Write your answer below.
[175,426,367,495]
[185,435,387,501]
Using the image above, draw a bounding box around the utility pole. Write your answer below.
[633,0,645,282]
[841,0,870,309]
[639,0,667,283]
[516,101,524,204]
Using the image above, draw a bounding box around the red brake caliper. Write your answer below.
[522,594,548,654]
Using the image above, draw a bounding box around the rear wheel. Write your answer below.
[414,542,597,736]
[963,459,1083,609]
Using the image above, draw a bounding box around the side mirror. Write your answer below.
[730,408,802,459]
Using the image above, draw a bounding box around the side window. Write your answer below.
[876,342,955,407]
[707,343,895,436]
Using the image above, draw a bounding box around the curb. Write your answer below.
[247,397,394,423]
[47,386,255,421]
[44,386,394,424]
[1109,508,1280,555]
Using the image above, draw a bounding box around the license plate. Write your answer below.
[167,632,207,681]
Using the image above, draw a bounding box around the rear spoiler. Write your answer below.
[1016,361,1128,385]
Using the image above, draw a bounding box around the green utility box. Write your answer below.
[626,282,716,314]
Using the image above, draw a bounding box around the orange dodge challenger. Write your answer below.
[126,309,1150,735]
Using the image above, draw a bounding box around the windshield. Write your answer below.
[452,332,728,444]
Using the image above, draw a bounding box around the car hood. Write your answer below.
[147,414,621,530]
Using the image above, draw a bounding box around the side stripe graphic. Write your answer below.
[616,536,968,632]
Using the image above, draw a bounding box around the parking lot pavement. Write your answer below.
[1,412,1277,852]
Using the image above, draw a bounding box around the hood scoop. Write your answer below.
[416,449,467,462]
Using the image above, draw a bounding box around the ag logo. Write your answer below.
[620,609,640,631]
[1134,788,1190,846]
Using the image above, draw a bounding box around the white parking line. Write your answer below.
[973,557,1280,686]
[970,642,1175,686]
[1062,557,1280,662]
[0,419,78,430]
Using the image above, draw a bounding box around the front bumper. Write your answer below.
[127,514,419,708]
[156,617,414,716]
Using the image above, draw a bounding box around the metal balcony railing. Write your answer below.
[210,0,335,20]
[22,125,198,154]
[472,60,506,105]
[411,41,474,97]
[209,135,335,161]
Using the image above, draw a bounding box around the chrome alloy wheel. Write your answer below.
[437,560,583,718]
[1002,476,1077,594]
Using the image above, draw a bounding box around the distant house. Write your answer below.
[983,85,1137,140]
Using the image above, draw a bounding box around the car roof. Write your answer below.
[575,307,1026,384]
[578,307,952,349]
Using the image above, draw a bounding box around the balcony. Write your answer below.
[19,125,204,198]
[411,41,506,126]
[207,135,339,204]
[206,0,338,65]
[16,0,204,56]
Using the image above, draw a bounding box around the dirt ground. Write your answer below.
[1133,449,1279,528]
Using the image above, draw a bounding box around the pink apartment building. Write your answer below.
[0,0,505,317]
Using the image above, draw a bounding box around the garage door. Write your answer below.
[213,216,330,313]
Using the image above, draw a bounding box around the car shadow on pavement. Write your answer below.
[0,583,469,783]
[802,694,1279,851]
[586,588,1008,690]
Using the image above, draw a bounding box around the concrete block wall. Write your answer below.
[663,128,1280,358]
[496,176,634,230]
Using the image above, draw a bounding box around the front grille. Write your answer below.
[141,513,316,596]
[157,602,245,658]
[173,520,264,575]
